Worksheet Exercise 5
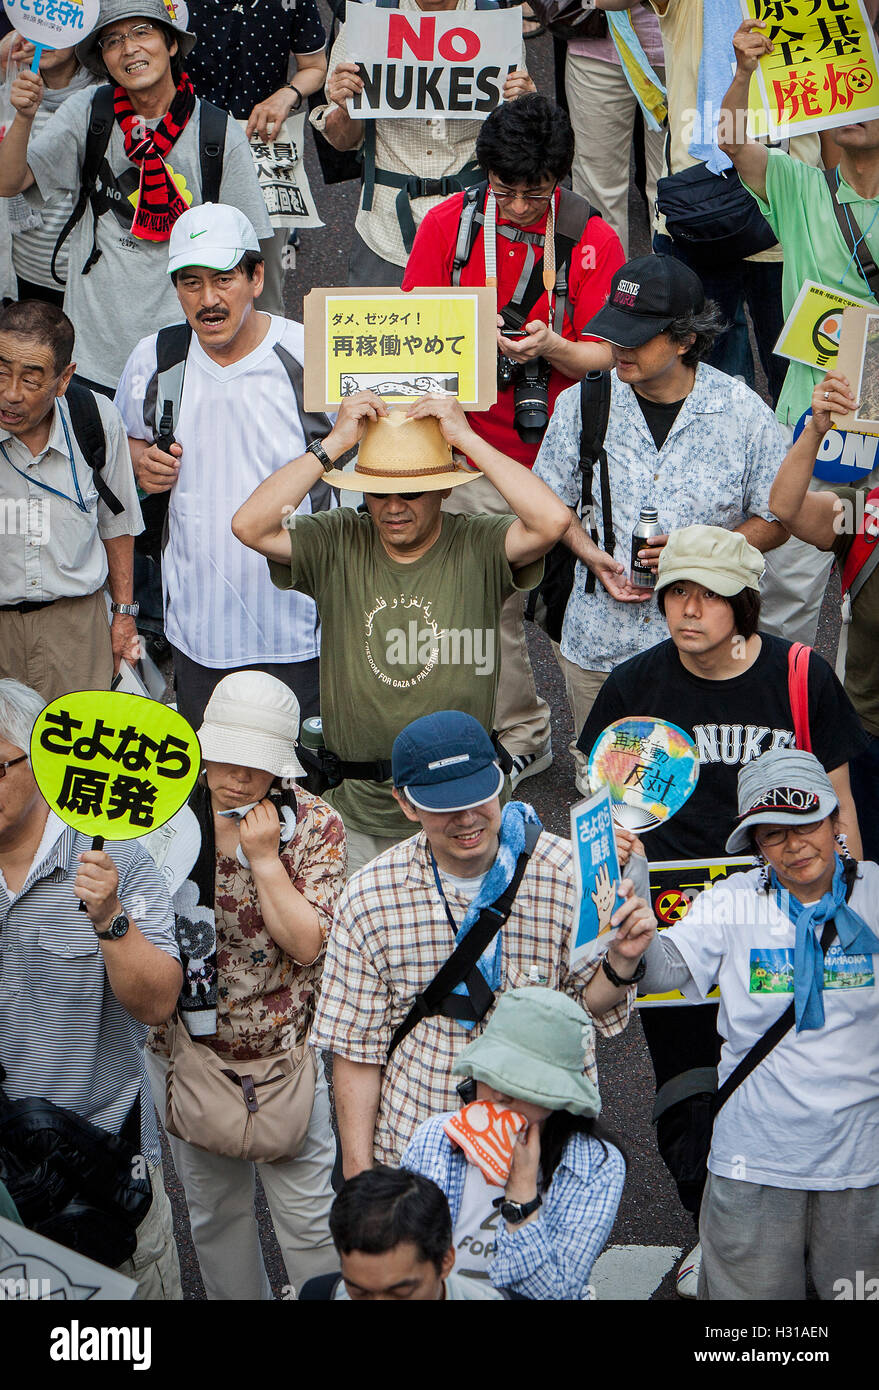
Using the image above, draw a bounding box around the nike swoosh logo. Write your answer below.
[189,229,207,238]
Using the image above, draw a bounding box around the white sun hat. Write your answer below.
[197,672,306,780]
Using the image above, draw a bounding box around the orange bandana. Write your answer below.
[443,1101,528,1186]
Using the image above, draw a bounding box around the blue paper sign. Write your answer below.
[793,409,879,483]
[569,785,624,966]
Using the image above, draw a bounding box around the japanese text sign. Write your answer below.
[303,286,498,411]
[30,690,200,840]
[343,5,521,119]
[774,279,874,371]
[3,0,101,50]
[742,0,879,139]
[238,114,323,230]
[569,785,624,967]
[639,858,753,1006]
[587,717,700,834]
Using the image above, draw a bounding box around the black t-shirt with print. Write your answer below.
[634,392,687,451]
[185,0,326,118]
[577,633,869,862]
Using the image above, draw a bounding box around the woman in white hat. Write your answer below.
[640,748,879,1301]
[401,984,643,1300]
[146,671,347,1300]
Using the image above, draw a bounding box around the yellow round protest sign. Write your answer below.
[30,691,200,840]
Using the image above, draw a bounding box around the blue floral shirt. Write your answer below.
[532,363,785,672]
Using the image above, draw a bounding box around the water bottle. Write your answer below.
[299,716,325,752]
[630,506,663,589]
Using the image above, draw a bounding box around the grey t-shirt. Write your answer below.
[26,87,272,386]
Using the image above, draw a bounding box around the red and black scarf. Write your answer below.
[115,73,196,242]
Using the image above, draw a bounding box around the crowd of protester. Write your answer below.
[0,0,877,1306]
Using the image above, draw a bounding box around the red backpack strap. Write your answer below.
[787,643,812,753]
[841,485,879,594]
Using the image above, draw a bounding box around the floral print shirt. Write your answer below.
[150,788,346,1061]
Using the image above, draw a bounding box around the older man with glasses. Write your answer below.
[403,93,625,789]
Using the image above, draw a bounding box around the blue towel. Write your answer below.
[689,0,742,173]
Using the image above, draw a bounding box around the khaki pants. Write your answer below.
[565,53,666,258]
[147,1052,337,1300]
[344,825,412,878]
[553,644,608,796]
[116,1159,183,1300]
[443,473,551,758]
[0,589,112,703]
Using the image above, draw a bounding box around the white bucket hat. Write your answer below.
[197,672,305,780]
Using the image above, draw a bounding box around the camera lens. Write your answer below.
[513,360,551,443]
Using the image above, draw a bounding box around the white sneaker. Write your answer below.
[509,742,553,790]
[676,1242,701,1299]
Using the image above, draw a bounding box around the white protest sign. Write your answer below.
[344,4,521,120]
[237,114,324,229]
[0,1215,137,1300]
[5,0,101,55]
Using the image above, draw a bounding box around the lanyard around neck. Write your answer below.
[483,190,557,329]
[0,408,89,513]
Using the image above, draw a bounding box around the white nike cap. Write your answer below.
[168,203,261,276]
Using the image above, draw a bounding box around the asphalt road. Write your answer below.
[162,19,843,1300]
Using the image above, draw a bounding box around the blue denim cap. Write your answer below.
[392,712,504,813]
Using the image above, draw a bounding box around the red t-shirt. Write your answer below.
[402,189,624,467]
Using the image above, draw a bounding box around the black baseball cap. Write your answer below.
[583,255,706,348]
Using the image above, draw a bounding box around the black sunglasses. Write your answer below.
[363,491,426,501]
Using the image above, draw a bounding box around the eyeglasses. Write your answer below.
[98,22,158,53]
[754,820,826,849]
[488,182,557,207]
[0,754,27,779]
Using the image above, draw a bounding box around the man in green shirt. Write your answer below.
[232,392,569,874]
[719,16,879,647]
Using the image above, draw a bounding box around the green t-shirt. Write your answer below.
[744,152,879,428]
[832,484,879,737]
[269,509,542,836]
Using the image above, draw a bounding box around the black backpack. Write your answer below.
[525,370,612,643]
[51,86,227,285]
[135,323,335,563]
[63,380,125,517]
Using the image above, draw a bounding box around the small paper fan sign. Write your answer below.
[587,717,699,833]
[6,0,102,65]
[30,690,200,842]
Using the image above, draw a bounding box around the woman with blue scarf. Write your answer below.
[640,747,879,1300]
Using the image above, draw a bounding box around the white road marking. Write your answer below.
[591,1244,683,1300]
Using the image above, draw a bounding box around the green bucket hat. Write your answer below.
[452,987,601,1118]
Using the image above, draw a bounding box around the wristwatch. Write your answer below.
[495,1194,542,1224]
[286,84,303,111]
[601,953,646,988]
[305,439,335,473]
[111,601,139,617]
[94,912,130,942]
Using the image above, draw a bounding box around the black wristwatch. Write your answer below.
[601,953,646,988]
[495,1194,542,1224]
[94,912,130,942]
[286,84,303,111]
[305,439,335,473]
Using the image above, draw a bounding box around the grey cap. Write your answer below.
[76,0,197,77]
[725,748,839,854]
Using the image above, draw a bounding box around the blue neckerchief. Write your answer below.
[431,801,541,1030]
[689,0,741,173]
[771,856,879,1032]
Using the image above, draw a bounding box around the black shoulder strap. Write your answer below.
[51,84,115,285]
[299,1272,343,1300]
[273,342,335,514]
[386,822,541,1062]
[198,100,227,206]
[64,381,125,516]
[136,323,192,563]
[713,860,859,1116]
[823,167,879,302]
[577,370,612,594]
[452,182,487,284]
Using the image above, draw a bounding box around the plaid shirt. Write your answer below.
[402,1115,625,1300]
[311,829,634,1164]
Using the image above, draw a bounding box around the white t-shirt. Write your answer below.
[115,315,324,667]
[665,864,879,1191]
[452,1160,503,1291]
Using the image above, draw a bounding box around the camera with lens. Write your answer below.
[496,324,551,443]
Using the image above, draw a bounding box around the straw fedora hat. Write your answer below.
[322,408,481,493]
